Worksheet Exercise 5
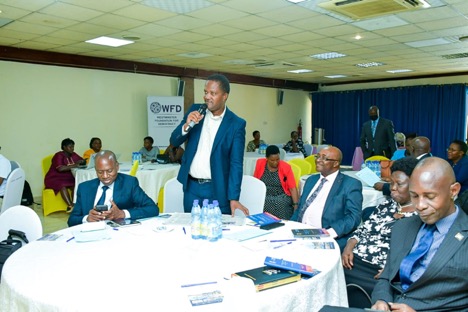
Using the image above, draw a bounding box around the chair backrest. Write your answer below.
[288,158,312,175]
[42,154,54,178]
[365,155,389,162]
[303,144,313,157]
[163,177,184,213]
[304,155,317,174]
[279,148,286,160]
[288,162,301,187]
[237,175,266,217]
[10,160,20,170]
[1,168,26,214]
[129,160,139,177]
[0,205,42,243]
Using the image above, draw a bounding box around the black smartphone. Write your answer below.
[95,204,109,212]
[260,222,285,230]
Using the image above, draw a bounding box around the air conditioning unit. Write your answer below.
[318,0,428,20]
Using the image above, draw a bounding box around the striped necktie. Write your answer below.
[298,178,327,222]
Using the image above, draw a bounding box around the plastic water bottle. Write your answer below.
[207,205,218,242]
[190,199,201,240]
[200,199,209,240]
[213,200,223,240]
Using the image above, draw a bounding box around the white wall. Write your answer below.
[0,60,311,197]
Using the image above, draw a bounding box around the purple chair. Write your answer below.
[352,147,364,171]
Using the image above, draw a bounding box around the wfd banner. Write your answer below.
[147,96,184,150]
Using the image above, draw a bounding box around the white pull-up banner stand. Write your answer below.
[147,96,184,150]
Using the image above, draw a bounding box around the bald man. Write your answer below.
[409,136,431,160]
[371,157,468,312]
[360,106,397,160]
[291,146,363,251]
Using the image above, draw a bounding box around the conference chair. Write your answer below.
[10,160,20,170]
[304,144,313,157]
[288,158,312,176]
[41,155,69,216]
[279,148,286,160]
[346,283,372,309]
[364,155,389,163]
[129,160,139,177]
[288,162,301,187]
[162,177,184,213]
[0,205,43,244]
[236,175,266,217]
[304,155,318,174]
[1,168,26,214]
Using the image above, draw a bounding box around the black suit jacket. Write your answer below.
[371,210,468,311]
[360,117,397,160]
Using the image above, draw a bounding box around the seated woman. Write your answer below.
[82,137,102,164]
[163,144,184,164]
[390,132,405,160]
[246,130,266,152]
[447,139,468,194]
[341,157,419,300]
[253,145,299,220]
[139,136,159,162]
[44,138,85,213]
[283,131,306,157]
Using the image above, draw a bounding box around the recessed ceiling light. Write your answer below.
[354,34,362,40]
[85,36,134,47]
[310,52,347,60]
[286,0,307,3]
[355,62,385,68]
[177,52,212,58]
[325,75,347,79]
[142,0,213,14]
[287,69,313,74]
[386,69,413,74]
[223,59,251,65]
[405,38,455,48]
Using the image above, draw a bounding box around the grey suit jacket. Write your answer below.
[360,117,397,160]
[371,209,468,311]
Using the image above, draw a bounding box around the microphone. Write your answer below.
[186,104,207,132]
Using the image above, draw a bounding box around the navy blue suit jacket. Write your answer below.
[170,104,246,213]
[372,210,468,311]
[68,173,158,227]
[291,172,363,249]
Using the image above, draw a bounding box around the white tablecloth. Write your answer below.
[0,218,348,312]
[243,152,263,176]
[300,171,386,209]
[73,162,180,203]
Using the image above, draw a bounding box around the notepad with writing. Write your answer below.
[232,266,301,292]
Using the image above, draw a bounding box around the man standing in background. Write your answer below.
[360,106,397,160]
[170,74,248,216]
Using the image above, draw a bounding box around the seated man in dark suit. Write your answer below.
[371,157,468,311]
[68,150,159,226]
[291,146,362,251]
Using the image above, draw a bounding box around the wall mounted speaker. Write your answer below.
[278,90,284,105]
[177,79,185,96]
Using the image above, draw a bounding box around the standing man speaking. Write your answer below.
[170,74,248,216]
[360,105,397,160]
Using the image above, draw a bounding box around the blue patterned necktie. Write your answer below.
[96,186,109,206]
[371,120,377,137]
[399,224,436,291]
[298,178,327,222]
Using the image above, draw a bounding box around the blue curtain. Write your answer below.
[312,84,466,165]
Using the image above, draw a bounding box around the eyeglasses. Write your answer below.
[314,154,339,162]
[447,148,460,152]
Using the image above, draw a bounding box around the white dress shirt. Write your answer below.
[188,106,225,179]
[302,170,339,238]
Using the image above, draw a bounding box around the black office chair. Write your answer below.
[346,283,372,309]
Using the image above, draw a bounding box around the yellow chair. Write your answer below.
[288,162,301,187]
[288,158,312,176]
[41,155,69,216]
[129,160,139,177]
[304,155,318,174]
[157,187,164,213]
[365,155,389,163]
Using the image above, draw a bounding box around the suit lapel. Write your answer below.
[323,172,342,215]
[211,107,232,152]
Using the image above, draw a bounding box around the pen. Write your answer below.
[113,228,119,231]
[183,227,186,235]
[66,236,75,243]
[270,239,296,243]
[273,242,292,249]
[181,281,217,288]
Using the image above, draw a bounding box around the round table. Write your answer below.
[243,152,263,176]
[0,218,348,312]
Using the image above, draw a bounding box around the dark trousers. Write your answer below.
[343,255,380,296]
[184,179,230,214]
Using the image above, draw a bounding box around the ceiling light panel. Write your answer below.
[310,52,347,60]
[85,36,134,47]
[141,0,213,14]
[355,62,385,68]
